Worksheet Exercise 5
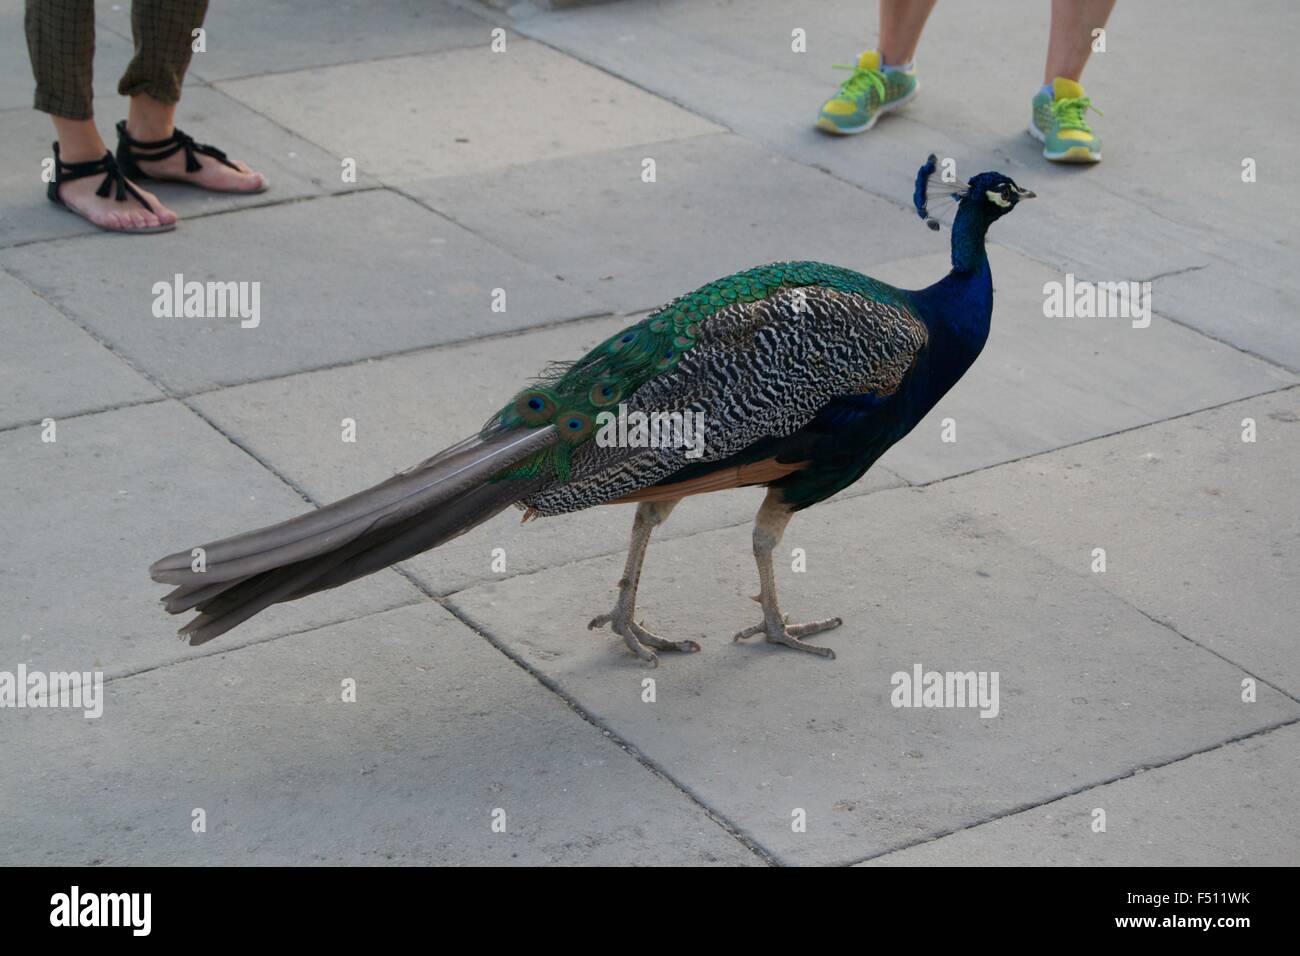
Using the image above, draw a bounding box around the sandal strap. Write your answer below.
[51,142,157,214]
[115,120,240,173]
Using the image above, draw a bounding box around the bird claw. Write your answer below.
[589,611,700,665]
[733,614,842,659]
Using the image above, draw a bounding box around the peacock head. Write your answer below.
[913,154,1034,230]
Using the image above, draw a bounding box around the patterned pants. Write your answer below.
[26,0,210,120]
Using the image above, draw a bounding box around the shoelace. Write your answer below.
[831,63,886,103]
[54,150,156,211]
[1052,94,1101,132]
[169,128,240,173]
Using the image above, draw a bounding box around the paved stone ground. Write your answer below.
[1,0,1296,866]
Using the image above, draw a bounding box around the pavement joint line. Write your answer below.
[1136,263,1211,283]
[1123,601,1299,704]
[1062,261,1299,376]
[148,254,776,859]
[0,185,387,252]
[433,383,1300,601]
[190,369,782,868]
[0,396,169,436]
[914,381,1300,490]
[428,475,905,599]
[1,261,175,396]
[177,304,619,400]
[203,39,505,87]
[439,595,780,866]
[844,715,1300,867]
[97,595,429,686]
[8,54,1289,379]
[486,5,1297,362]
[203,79,355,159]
[450,10,1300,375]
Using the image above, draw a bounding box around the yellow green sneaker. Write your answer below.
[816,51,918,135]
[1030,77,1102,163]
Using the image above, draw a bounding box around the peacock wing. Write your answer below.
[525,284,927,514]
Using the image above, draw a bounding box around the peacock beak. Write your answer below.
[1015,187,1036,199]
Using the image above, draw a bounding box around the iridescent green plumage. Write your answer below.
[489,261,905,480]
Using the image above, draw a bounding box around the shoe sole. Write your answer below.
[817,81,919,135]
[1027,117,1100,162]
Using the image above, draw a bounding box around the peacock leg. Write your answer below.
[733,489,842,659]
[588,498,700,666]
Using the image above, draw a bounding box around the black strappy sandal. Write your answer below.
[47,142,175,234]
[115,121,268,194]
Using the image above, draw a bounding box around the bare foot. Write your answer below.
[127,133,266,194]
[56,174,177,232]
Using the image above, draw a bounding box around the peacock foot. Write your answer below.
[588,611,701,667]
[733,613,842,659]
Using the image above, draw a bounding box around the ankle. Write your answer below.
[124,118,175,145]
[51,118,108,163]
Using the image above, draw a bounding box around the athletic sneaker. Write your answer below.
[816,50,918,135]
[1030,76,1102,163]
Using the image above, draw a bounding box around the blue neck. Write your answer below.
[948,198,994,274]
[905,201,996,384]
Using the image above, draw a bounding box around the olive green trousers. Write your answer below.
[26,0,210,120]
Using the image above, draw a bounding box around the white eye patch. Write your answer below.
[986,189,1013,208]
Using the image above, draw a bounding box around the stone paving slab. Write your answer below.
[0,189,601,392]
[0,401,418,679]
[405,132,937,315]
[98,0,490,83]
[867,246,1295,484]
[447,478,1300,865]
[924,387,1300,697]
[0,270,161,429]
[0,86,378,249]
[189,313,905,598]
[864,722,1300,866]
[216,39,722,184]
[0,602,758,865]
[511,0,1300,369]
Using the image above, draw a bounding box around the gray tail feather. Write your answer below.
[150,425,557,645]
[174,479,539,646]
[150,426,556,586]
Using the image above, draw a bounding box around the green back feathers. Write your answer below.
[488,261,904,481]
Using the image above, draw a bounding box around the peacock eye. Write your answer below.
[1001,185,1013,200]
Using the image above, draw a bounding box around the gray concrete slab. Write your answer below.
[0,401,419,679]
[405,132,937,315]
[512,0,1300,369]
[0,189,602,392]
[864,722,1300,866]
[98,0,490,83]
[0,602,759,865]
[0,86,378,249]
[869,246,1295,484]
[189,312,906,598]
[924,387,1300,697]
[0,269,161,429]
[216,40,721,184]
[447,480,1300,865]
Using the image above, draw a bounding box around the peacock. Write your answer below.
[150,156,1033,664]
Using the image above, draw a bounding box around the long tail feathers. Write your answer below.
[150,426,556,645]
